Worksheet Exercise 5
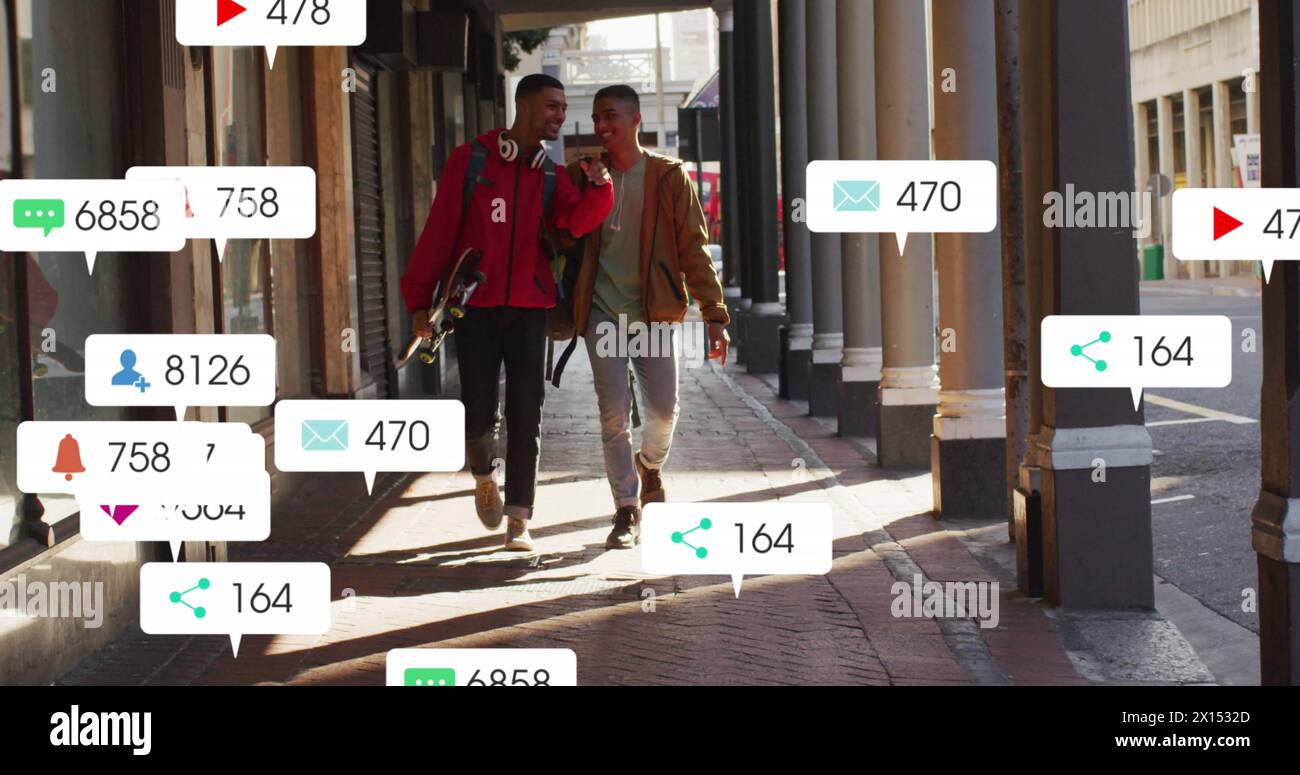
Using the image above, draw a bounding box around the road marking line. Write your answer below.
[1144,393,1257,424]
[1146,417,1219,428]
[1151,494,1195,505]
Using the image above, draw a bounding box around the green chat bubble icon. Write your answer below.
[14,199,65,237]
[404,668,455,687]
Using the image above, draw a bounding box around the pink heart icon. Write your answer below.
[100,505,138,525]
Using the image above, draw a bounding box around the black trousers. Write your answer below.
[454,306,547,514]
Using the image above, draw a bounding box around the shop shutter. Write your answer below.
[350,59,392,396]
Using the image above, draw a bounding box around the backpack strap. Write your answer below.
[538,154,564,296]
[463,139,489,213]
[541,155,557,215]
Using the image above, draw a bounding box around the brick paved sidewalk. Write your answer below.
[62,338,1187,686]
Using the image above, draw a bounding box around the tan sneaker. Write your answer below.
[504,516,534,551]
[636,453,665,507]
[474,478,504,530]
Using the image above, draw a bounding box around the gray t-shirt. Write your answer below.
[593,152,648,323]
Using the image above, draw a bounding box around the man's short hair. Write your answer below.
[593,84,641,113]
[515,73,564,101]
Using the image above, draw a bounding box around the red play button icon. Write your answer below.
[1213,206,1244,241]
[217,0,247,27]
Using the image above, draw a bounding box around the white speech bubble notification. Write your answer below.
[1041,315,1233,408]
[176,0,368,68]
[16,421,263,495]
[76,471,272,559]
[85,334,277,420]
[126,166,317,261]
[1171,187,1300,281]
[0,179,186,273]
[385,648,578,687]
[805,159,998,252]
[641,502,833,597]
[274,400,465,494]
[140,561,331,657]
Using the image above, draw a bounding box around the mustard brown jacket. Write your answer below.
[561,151,730,335]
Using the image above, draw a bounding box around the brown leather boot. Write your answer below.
[636,453,665,507]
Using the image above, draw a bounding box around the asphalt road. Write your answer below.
[1140,287,1261,632]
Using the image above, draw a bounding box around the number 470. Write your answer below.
[267,0,331,25]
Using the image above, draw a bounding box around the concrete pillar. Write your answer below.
[732,0,754,350]
[1183,88,1205,279]
[873,0,937,467]
[1247,73,1261,136]
[716,3,743,318]
[738,0,782,374]
[1133,101,1151,245]
[1156,94,1177,278]
[1019,0,1154,608]
[1254,0,1300,685]
[804,0,843,416]
[996,0,1028,535]
[1015,0,1048,595]
[778,0,814,400]
[930,0,1006,519]
[835,0,882,436]
[1212,82,1233,189]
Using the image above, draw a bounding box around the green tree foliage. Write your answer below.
[503,29,551,72]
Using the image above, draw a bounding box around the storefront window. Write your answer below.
[211,47,272,424]
[3,0,135,547]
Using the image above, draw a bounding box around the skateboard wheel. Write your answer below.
[418,352,435,365]
[449,306,466,319]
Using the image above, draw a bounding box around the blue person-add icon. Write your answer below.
[111,349,151,393]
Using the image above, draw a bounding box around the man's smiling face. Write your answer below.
[521,86,567,142]
[592,96,640,151]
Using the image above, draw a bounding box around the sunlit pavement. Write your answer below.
[60,338,1213,686]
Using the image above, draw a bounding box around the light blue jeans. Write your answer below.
[584,306,680,507]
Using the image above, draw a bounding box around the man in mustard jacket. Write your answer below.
[565,84,730,549]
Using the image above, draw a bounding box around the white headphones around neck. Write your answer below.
[498,131,547,169]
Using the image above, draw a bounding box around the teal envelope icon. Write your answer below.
[302,420,348,451]
[833,180,880,212]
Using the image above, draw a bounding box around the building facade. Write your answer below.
[0,0,508,684]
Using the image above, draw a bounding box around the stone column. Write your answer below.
[873,0,937,466]
[716,3,743,321]
[1133,101,1151,243]
[737,0,783,374]
[1253,0,1300,686]
[1156,94,1177,279]
[1019,0,1154,608]
[778,0,814,400]
[1212,82,1233,189]
[804,0,843,416]
[835,0,882,435]
[1183,88,1205,278]
[930,0,1006,518]
[732,0,753,362]
[996,0,1028,533]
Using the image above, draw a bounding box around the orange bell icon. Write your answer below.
[52,433,86,482]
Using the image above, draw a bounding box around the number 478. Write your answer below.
[267,0,331,25]
[1264,208,1300,239]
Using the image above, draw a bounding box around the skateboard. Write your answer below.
[397,247,486,368]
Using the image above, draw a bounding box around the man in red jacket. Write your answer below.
[402,74,613,551]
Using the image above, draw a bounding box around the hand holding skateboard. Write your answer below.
[397,248,486,368]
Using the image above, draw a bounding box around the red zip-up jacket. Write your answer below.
[401,129,613,312]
